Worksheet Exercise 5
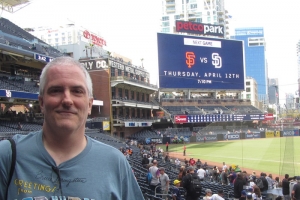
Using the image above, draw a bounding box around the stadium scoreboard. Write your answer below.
[174,114,265,123]
[157,33,245,90]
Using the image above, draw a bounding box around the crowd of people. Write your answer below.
[139,142,300,200]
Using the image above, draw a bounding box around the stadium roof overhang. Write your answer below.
[0,44,45,69]
[0,0,31,13]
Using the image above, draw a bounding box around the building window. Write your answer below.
[125,89,128,99]
[55,38,59,42]
[246,94,251,99]
[62,37,65,41]
[190,4,197,9]
[111,87,115,99]
[141,93,145,101]
[136,92,140,101]
[162,27,170,33]
[118,69,122,76]
[111,69,115,77]
[162,16,169,21]
[162,21,170,27]
[48,34,51,37]
[124,71,128,77]
[246,88,251,92]
[131,91,134,100]
[55,33,58,36]
[174,15,180,20]
[62,32,65,35]
[48,39,51,43]
[246,82,250,85]
[118,88,122,98]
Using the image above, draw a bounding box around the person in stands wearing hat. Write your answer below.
[203,189,213,200]
[292,176,300,200]
[159,167,170,199]
[172,180,182,200]
[211,190,225,200]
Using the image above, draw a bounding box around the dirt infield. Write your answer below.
[167,150,285,180]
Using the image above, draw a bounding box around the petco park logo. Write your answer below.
[176,21,224,37]
[175,115,187,123]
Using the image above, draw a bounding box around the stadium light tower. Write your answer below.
[0,0,31,13]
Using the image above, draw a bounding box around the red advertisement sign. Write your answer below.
[264,113,274,121]
[174,115,187,123]
[83,30,106,47]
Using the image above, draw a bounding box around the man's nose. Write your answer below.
[62,90,73,106]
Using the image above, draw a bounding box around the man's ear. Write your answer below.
[88,97,93,115]
[38,96,44,113]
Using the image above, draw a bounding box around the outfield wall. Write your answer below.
[144,129,300,144]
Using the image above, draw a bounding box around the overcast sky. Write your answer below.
[3,0,300,105]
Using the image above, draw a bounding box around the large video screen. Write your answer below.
[157,33,245,90]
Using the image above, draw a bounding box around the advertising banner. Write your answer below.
[174,114,264,123]
[196,135,217,142]
[158,33,245,90]
[175,21,224,37]
[145,138,163,144]
[102,121,110,131]
[282,130,299,137]
[225,133,240,140]
[265,131,280,138]
[245,132,261,139]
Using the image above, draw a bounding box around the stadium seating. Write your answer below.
[0,18,64,58]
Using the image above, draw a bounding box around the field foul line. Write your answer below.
[170,152,300,165]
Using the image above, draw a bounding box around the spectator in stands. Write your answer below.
[292,176,300,200]
[189,158,196,166]
[211,190,225,200]
[175,158,181,169]
[212,166,220,182]
[228,169,237,186]
[142,154,149,168]
[172,180,182,200]
[0,57,143,199]
[240,190,247,200]
[159,167,170,199]
[197,166,206,181]
[149,160,160,194]
[196,159,202,169]
[252,186,262,200]
[234,173,245,200]
[282,174,293,200]
[222,162,227,171]
[165,152,170,163]
[203,189,212,200]
[17,122,22,130]
[274,177,281,188]
[178,166,185,182]
[260,173,269,196]
[148,154,153,163]
[221,169,228,185]
[249,171,257,182]
[266,174,275,190]
[166,142,169,152]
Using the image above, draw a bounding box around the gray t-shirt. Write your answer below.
[0,131,144,200]
[149,166,159,185]
[160,173,170,190]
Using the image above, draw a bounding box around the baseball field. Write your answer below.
[161,137,300,177]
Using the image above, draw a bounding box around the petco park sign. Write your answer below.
[176,21,224,37]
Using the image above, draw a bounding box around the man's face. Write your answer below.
[39,65,93,133]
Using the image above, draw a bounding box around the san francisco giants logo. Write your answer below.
[186,52,195,68]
